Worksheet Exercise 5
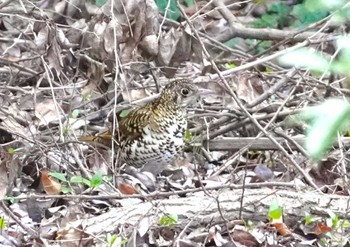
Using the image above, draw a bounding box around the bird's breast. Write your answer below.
[121,113,187,170]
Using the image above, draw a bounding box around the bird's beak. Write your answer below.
[198,88,215,95]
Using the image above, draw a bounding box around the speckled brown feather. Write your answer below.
[80,79,199,174]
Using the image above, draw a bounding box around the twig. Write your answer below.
[6,182,296,201]
[0,201,38,239]
[176,1,320,191]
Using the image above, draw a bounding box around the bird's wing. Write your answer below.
[118,104,158,143]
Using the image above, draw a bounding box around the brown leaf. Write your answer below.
[234,71,265,104]
[232,229,260,247]
[35,99,62,126]
[270,222,292,236]
[119,183,138,195]
[314,222,332,235]
[56,222,93,246]
[157,28,183,66]
[41,170,61,195]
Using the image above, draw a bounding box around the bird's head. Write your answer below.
[161,79,199,108]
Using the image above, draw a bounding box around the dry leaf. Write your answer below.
[35,99,62,126]
[314,222,332,235]
[232,229,260,247]
[41,170,61,195]
[270,222,292,236]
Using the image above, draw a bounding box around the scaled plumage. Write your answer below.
[81,79,199,175]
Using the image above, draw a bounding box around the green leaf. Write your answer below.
[107,233,117,245]
[264,67,274,73]
[253,14,279,28]
[82,94,91,102]
[4,196,15,204]
[90,172,103,188]
[49,172,67,182]
[291,4,329,27]
[71,109,79,119]
[70,176,91,187]
[268,201,283,220]
[159,214,178,227]
[61,186,71,194]
[8,147,14,155]
[0,217,5,230]
[327,209,339,228]
[278,48,330,72]
[95,0,107,7]
[341,220,350,228]
[184,0,195,7]
[185,130,191,141]
[304,212,313,224]
[304,0,346,12]
[225,63,237,69]
[333,37,350,76]
[270,3,289,17]
[331,7,350,23]
[119,109,132,118]
[245,220,254,231]
[297,99,350,160]
[155,0,181,20]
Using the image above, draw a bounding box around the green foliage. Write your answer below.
[51,171,104,192]
[95,0,107,7]
[70,172,104,188]
[82,93,91,102]
[245,39,272,54]
[224,62,237,69]
[4,196,15,204]
[159,214,178,228]
[119,109,132,118]
[268,201,282,220]
[291,4,329,27]
[106,233,117,246]
[106,233,128,246]
[279,48,330,73]
[0,217,5,230]
[326,209,350,230]
[8,147,14,155]
[185,130,192,141]
[253,3,290,28]
[303,211,350,246]
[280,37,350,76]
[304,212,320,225]
[71,109,79,119]
[224,38,242,48]
[60,186,71,194]
[49,172,68,182]
[279,36,350,160]
[90,172,103,188]
[245,220,254,231]
[293,99,350,160]
[70,176,93,187]
[155,0,181,20]
[304,0,346,12]
[253,1,332,29]
[183,0,195,6]
[63,126,70,136]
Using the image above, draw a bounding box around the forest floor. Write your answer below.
[0,0,349,246]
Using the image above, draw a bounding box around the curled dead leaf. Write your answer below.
[41,170,61,195]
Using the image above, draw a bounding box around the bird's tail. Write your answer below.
[79,131,117,148]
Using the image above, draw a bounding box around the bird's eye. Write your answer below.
[181,88,189,96]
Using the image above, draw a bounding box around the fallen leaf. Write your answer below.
[41,170,61,195]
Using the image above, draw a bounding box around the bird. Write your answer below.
[81,79,207,175]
